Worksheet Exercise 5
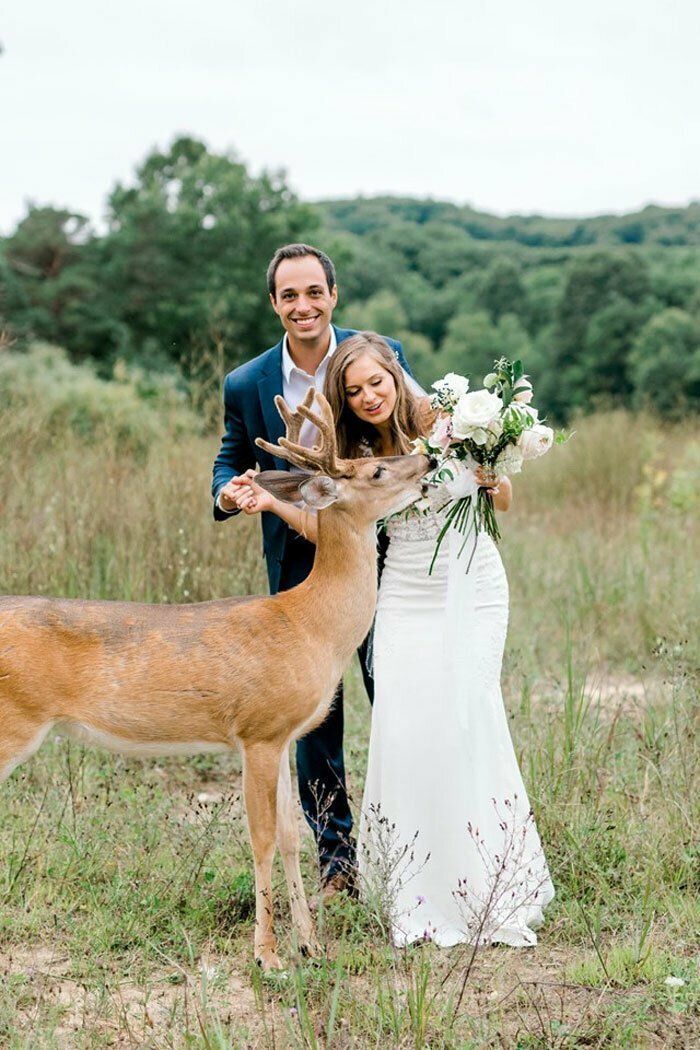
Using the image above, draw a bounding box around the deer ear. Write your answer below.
[299,475,339,510]
[255,470,311,504]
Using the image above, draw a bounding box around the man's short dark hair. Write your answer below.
[267,243,336,297]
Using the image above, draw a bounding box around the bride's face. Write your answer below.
[343,352,398,429]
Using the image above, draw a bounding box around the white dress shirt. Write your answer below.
[281,326,337,451]
[216,326,337,510]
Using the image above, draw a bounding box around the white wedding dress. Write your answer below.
[358,489,555,947]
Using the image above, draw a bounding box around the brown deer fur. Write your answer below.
[0,391,431,970]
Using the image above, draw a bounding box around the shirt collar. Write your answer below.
[281,326,337,382]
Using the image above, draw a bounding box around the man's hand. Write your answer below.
[219,470,274,516]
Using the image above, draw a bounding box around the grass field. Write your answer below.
[0,394,698,1048]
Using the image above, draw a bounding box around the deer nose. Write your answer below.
[427,456,439,470]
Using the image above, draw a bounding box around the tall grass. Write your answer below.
[0,351,698,1047]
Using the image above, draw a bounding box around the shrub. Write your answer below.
[0,342,202,455]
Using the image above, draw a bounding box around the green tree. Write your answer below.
[629,309,700,417]
[550,252,652,415]
[396,271,456,346]
[437,311,531,382]
[100,136,316,372]
[477,257,528,323]
[0,207,124,359]
[578,295,651,405]
[351,290,408,334]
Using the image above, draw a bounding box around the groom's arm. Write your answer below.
[384,335,412,379]
[211,371,257,521]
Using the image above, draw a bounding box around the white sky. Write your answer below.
[2,0,699,233]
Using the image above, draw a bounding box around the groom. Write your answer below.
[212,243,411,898]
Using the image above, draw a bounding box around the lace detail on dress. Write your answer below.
[385,484,451,542]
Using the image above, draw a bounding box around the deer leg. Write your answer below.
[0,715,54,783]
[276,747,320,958]
[241,741,284,971]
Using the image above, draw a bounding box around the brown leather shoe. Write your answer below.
[310,871,358,911]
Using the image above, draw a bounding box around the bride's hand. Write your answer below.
[475,470,512,512]
[474,466,499,493]
[228,470,276,515]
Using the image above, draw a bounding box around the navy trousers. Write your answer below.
[278,535,379,880]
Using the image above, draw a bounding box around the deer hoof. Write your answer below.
[299,938,322,960]
[255,947,284,972]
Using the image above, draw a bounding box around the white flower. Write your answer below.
[470,428,489,446]
[664,976,685,988]
[513,377,534,404]
[432,372,470,400]
[495,445,524,476]
[519,424,554,460]
[443,460,478,499]
[452,390,503,439]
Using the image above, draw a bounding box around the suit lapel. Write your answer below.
[257,328,357,470]
[257,342,287,469]
[333,325,355,347]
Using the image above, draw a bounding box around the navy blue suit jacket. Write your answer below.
[211,325,410,594]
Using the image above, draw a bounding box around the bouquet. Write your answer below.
[413,358,557,572]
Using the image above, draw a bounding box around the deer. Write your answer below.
[0,390,433,971]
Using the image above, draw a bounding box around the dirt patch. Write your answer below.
[1,945,261,1047]
[529,670,673,720]
[3,940,693,1048]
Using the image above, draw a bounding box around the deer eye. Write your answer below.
[372,466,384,480]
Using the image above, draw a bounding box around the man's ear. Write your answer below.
[299,475,339,510]
[256,470,311,504]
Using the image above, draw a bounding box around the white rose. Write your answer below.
[519,424,554,460]
[443,460,478,499]
[432,372,470,399]
[452,389,503,438]
[495,445,524,476]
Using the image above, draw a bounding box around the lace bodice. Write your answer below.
[384,484,451,542]
[357,440,452,542]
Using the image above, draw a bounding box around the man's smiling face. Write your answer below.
[270,255,338,354]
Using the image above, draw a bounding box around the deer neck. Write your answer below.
[299,509,378,639]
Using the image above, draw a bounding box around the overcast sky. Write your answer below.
[2,0,699,233]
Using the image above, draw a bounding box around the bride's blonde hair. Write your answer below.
[324,332,426,458]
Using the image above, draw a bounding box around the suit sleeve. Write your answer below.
[387,336,413,379]
[211,373,257,521]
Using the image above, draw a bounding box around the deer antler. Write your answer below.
[255,391,349,478]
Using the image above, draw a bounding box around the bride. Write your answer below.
[231,331,554,948]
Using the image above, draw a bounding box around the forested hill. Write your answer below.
[315,195,700,419]
[318,196,700,249]
[1,137,699,421]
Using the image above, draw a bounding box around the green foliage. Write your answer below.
[321,203,700,421]
[99,137,315,373]
[3,156,700,420]
[629,308,700,417]
[0,207,128,361]
[0,137,316,376]
[0,342,201,455]
[477,256,528,323]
